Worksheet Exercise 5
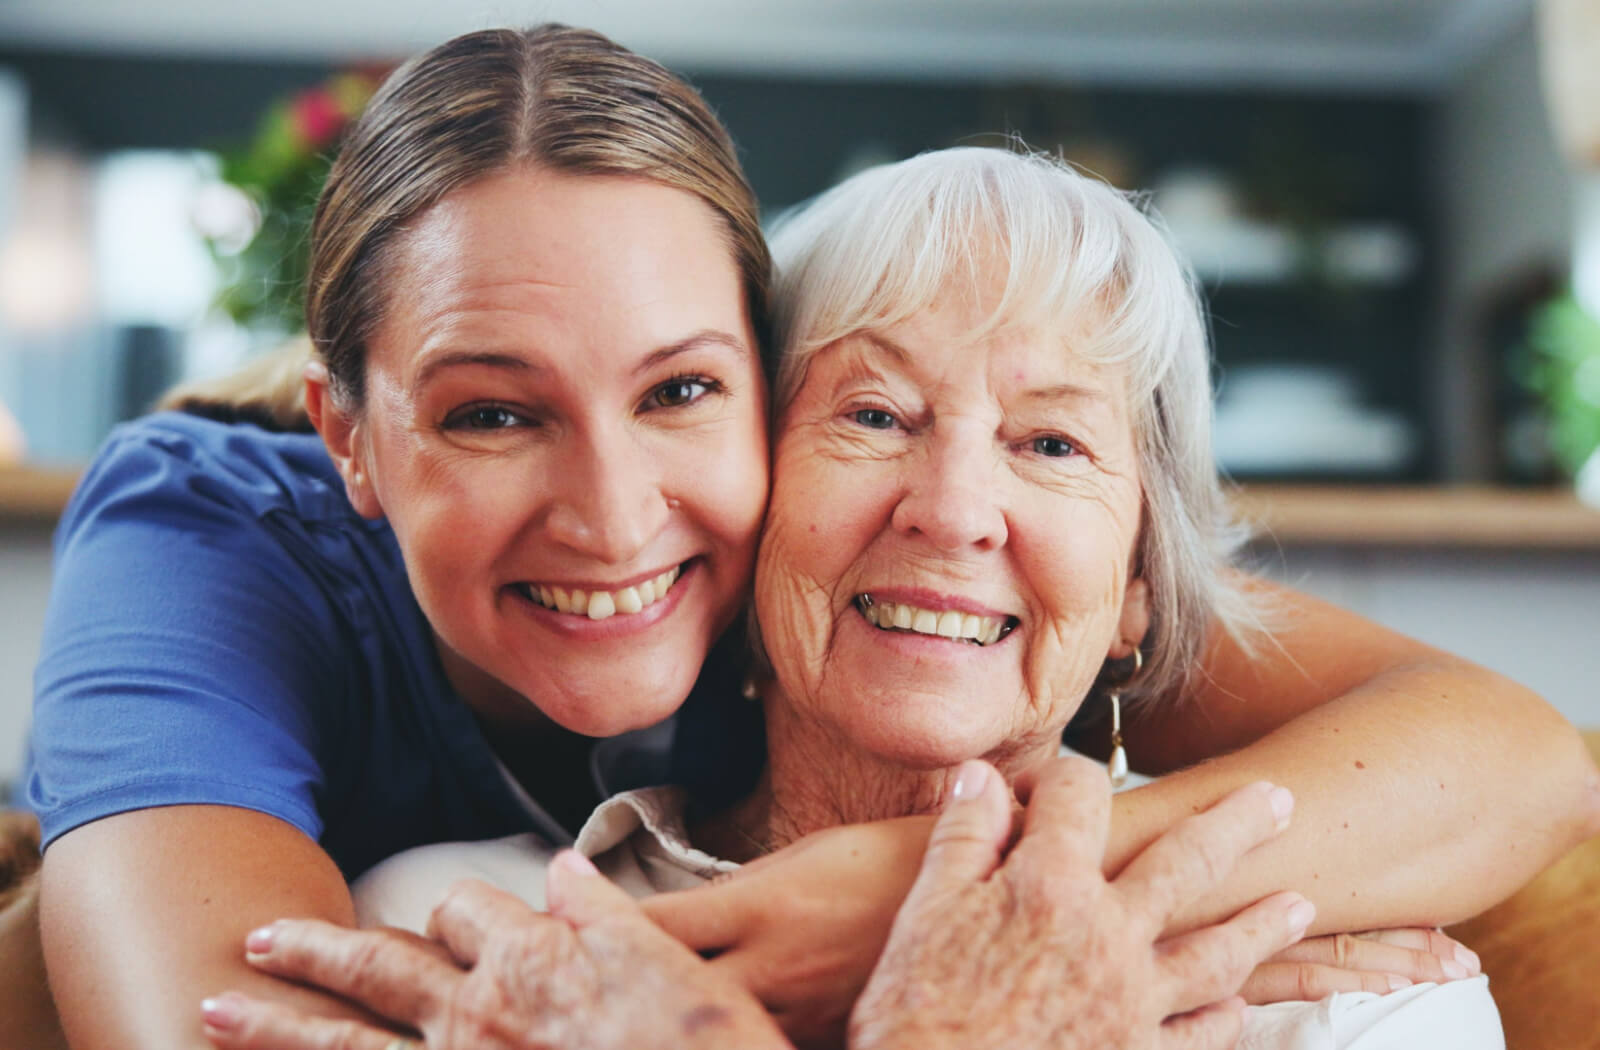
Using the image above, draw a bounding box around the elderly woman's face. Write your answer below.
[755,291,1148,770]
[336,168,769,736]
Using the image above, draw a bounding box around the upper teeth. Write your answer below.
[527,565,682,621]
[856,595,1012,646]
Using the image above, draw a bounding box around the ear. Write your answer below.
[1108,575,1150,661]
[304,360,382,519]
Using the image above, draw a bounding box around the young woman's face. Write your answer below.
[335,167,769,736]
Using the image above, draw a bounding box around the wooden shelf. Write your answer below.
[0,464,81,524]
[1233,485,1600,550]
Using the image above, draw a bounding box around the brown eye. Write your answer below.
[445,404,527,430]
[646,376,719,410]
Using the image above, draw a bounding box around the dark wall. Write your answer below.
[0,48,1437,478]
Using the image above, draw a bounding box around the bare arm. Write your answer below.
[41,805,381,1050]
[1096,576,1600,934]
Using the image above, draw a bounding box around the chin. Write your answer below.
[502,649,697,737]
[845,715,1005,774]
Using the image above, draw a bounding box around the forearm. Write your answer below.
[1104,657,1600,935]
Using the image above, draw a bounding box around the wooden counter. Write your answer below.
[0,464,80,525]
[1232,484,1600,550]
[5,462,1600,549]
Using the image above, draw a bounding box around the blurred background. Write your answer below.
[0,0,1597,796]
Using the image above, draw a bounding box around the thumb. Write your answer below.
[905,760,1012,905]
[545,850,646,930]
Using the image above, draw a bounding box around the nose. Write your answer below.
[889,429,1008,552]
[544,426,671,564]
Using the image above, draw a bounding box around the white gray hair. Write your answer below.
[765,145,1259,705]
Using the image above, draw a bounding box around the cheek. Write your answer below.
[753,449,865,685]
[1019,501,1139,703]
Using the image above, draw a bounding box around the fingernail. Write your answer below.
[1441,958,1468,980]
[1387,974,1412,991]
[1455,945,1481,974]
[1268,785,1294,830]
[244,923,276,956]
[1285,897,1316,936]
[200,993,244,1031]
[951,760,987,801]
[554,850,598,877]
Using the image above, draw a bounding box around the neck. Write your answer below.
[699,689,1054,861]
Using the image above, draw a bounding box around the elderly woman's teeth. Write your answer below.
[855,595,1012,645]
[526,565,682,620]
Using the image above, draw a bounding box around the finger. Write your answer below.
[902,760,1012,905]
[1238,961,1410,1004]
[201,991,413,1050]
[425,877,548,968]
[1270,932,1460,983]
[1158,996,1247,1050]
[642,881,753,953]
[545,850,652,932]
[1115,781,1292,930]
[242,920,453,1028]
[1157,891,1315,1014]
[1007,754,1111,873]
[1359,927,1481,974]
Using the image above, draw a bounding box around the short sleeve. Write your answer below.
[27,424,352,849]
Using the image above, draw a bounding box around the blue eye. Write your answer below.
[852,408,898,430]
[1032,435,1077,458]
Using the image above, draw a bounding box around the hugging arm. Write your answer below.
[42,808,377,1050]
[1097,575,1600,934]
[201,758,1302,1050]
[30,427,384,1050]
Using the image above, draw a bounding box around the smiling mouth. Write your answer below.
[518,563,685,622]
[854,594,1017,646]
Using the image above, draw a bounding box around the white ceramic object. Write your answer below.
[1577,447,1600,509]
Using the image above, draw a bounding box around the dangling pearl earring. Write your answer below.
[1108,647,1143,788]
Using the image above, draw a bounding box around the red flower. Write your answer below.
[290,89,346,150]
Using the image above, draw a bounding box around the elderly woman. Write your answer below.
[205,148,1579,1050]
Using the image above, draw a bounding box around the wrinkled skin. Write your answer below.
[849,757,1312,1050]
[201,854,788,1050]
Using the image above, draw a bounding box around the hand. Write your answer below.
[1240,926,1482,1003]
[643,814,931,1048]
[849,756,1314,1050]
[201,852,792,1050]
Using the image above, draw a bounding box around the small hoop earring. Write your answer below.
[1108,647,1143,788]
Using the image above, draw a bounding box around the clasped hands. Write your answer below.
[202,756,1473,1050]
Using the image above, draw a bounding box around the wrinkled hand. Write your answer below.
[1241,926,1482,1003]
[849,756,1315,1050]
[201,852,791,1050]
[643,814,930,1048]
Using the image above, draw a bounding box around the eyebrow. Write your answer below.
[861,331,1110,405]
[412,329,751,390]
[1023,382,1110,405]
[631,329,752,376]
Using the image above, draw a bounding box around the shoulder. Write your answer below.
[62,412,350,535]
[351,833,557,934]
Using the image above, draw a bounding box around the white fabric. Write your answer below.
[353,787,1504,1050]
